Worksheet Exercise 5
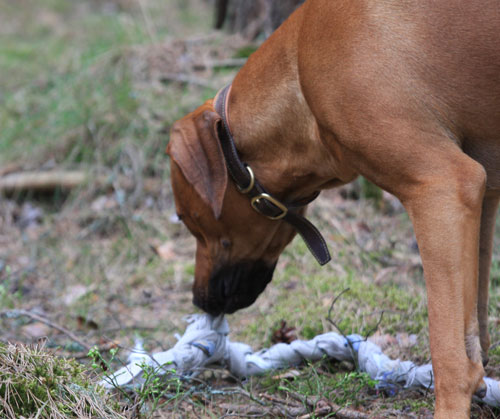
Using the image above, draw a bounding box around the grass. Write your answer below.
[257,363,379,407]
[0,0,213,167]
[0,0,499,417]
[0,341,124,418]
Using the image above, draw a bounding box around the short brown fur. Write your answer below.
[167,1,500,416]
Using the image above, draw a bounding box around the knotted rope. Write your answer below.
[102,314,500,407]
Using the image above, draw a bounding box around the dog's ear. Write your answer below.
[166,109,228,219]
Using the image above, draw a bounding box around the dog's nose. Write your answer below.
[193,261,276,315]
[192,294,224,316]
[474,379,487,399]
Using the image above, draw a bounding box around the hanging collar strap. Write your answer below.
[214,84,331,266]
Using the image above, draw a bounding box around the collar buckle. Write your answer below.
[251,193,288,220]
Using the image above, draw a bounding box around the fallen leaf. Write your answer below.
[271,320,297,344]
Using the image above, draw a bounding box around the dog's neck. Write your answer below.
[223,7,357,202]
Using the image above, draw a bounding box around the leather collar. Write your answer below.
[214,84,331,265]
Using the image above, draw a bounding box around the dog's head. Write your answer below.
[167,101,297,315]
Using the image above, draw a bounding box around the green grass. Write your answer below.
[0,0,213,166]
[256,363,378,407]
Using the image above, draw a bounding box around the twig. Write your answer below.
[0,171,87,192]
[299,406,368,419]
[221,402,308,418]
[297,406,332,419]
[362,310,385,339]
[286,391,368,419]
[285,390,319,405]
[326,288,386,370]
[326,288,359,368]
[0,170,162,194]
[334,407,370,418]
[218,387,266,406]
[0,309,91,351]
[327,288,351,322]
[259,392,301,407]
[219,403,271,417]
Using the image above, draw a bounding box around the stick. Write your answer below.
[0,171,86,192]
[289,392,368,419]
[326,288,359,368]
[259,392,301,407]
[0,309,91,351]
[298,406,368,419]
[0,171,162,194]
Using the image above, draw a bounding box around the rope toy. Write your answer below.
[102,314,500,407]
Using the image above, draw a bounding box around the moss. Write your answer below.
[0,342,124,418]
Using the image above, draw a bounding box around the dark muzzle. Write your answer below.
[193,260,276,315]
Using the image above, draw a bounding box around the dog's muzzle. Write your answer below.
[193,260,276,315]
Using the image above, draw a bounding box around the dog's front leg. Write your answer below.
[478,195,500,366]
[403,156,487,418]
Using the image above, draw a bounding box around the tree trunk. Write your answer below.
[214,0,305,39]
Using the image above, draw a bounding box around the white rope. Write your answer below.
[102,314,500,407]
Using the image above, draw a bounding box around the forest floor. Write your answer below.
[1,0,499,417]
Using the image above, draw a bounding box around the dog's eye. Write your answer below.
[221,238,231,249]
[176,213,183,220]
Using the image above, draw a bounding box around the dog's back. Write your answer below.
[299,0,500,189]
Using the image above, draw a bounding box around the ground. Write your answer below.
[0,1,499,417]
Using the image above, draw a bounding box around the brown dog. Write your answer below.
[167,0,500,416]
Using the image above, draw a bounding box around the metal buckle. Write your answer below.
[250,193,288,220]
[237,165,255,194]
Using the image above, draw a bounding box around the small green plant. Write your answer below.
[137,361,184,414]
[88,345,184,416]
